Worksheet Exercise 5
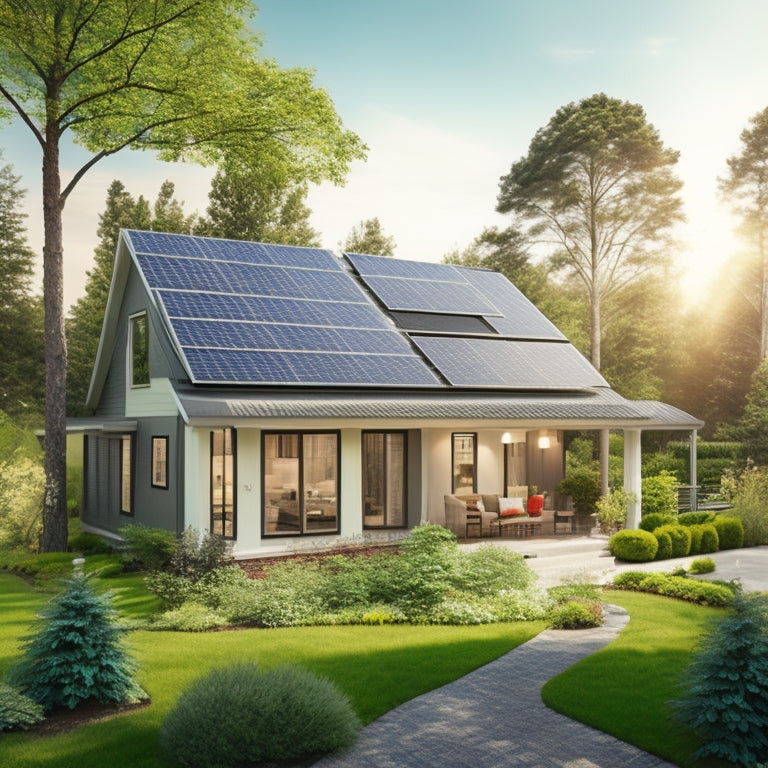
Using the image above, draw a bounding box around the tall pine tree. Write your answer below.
[0,154,44,419]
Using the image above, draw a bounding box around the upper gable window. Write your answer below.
[129,312,150,388]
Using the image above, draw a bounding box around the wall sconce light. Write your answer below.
[538,436,551,450]
[501,432,512,444]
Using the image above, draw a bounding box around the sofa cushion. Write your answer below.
[499,497,526,517]
[465,498,485,512]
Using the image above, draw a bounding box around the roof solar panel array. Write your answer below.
[123,230,608,391]
[125,231,442,387]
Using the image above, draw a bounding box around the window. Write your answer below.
[210,428,236,539]
[363,432,406,528]
[129,312,150,387]
[121,434,134,514]
[151,436,169,489]
[452,433,477,495]
[262,431,339,536]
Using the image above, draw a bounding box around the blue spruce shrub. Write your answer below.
[674,594,768,766]
[8,570,145,710]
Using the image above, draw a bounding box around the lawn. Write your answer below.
[542,590,726,767]
[0,573,545,768]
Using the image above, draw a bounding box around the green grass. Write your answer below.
[542,590,726,767]
[0,573,544,768]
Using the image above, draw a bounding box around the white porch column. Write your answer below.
[689,429,698,511]
[624,429,642,529]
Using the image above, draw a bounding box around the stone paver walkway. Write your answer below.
[313,604,676,767]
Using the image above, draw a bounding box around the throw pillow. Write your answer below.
[499,497,525,517]
[527,494,544,517]
[465,498,485,512]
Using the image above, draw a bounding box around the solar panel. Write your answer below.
[347,252,457,280]
[158,291,390,328]
[171,319,414,355]
[460,268,566,340]
[182,348,442,386]
[412,337,608,389]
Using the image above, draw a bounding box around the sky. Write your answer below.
[3,0,768,310]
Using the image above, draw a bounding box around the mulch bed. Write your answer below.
[20,698,151,737]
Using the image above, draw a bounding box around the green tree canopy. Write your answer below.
[342,217,396,256]
[195,159,320,246]
[0,0,365,551]
[719,358,768,463]
[497,93,684,370]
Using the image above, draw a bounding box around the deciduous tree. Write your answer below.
[497,93,684,371]
[342,217,396,256]
[0,0,365,551]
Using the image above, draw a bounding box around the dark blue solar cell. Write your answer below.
[196,237,342,270]
[171,319,413,355]
[127,230,205,258]
[412,337,607,389]
[157,291,391,329]
[460,268,566,340]
[137,254,227,292]
[361,275,499,315]
[182,348,442,386]
[347,252,460,281]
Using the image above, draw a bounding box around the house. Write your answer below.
[70,229,703,556]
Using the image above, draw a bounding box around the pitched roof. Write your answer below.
[121,229,607,391]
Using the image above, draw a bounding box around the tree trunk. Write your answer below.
[40,123,68,553]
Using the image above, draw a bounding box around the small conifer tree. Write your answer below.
[8,568,145,710]
[674,593,768,767]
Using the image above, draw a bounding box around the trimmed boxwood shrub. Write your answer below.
[609,529,658,562]
[712,516,744,550]
[653,529,672,560]
[678,511,717,526]
[689,557,716,574]
[698,524,719,554]
[611,571,735,607]
[655,524,691,558]
[160,663,361,767]
[548,599,603,629]
[639,512,676,533]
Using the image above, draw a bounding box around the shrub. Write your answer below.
[698,524,719,554]
[450,544,535,596]
[557,466,601,515]
[638,512,676,533]
[145,571,195,611]
[595,488,632,534]
[611,571,735,607]
[688,557,716,574]
[118,524,177,571]
[0,683,44,732]
[722,464,768,545]
[641,471,679,517]
[654,524,691,558]
[712,515,744,550]
[68,532,112,555]
[547,599,603,629]
[686,524,703,555]
[677,511,717,526]
[7,571,145,710]
[150,602,229,632]
[160,663,361,767]
[609,529,658,562]
[170,527,228,577]
[653,529,672,560]
[673,594,768,767]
